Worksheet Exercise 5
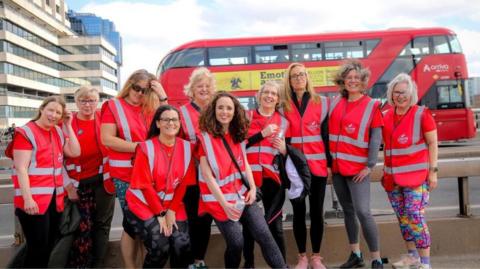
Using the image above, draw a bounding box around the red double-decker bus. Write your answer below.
[156,27,476,141]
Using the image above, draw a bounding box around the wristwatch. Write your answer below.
[429,166,438,173]
[157,210,167,217]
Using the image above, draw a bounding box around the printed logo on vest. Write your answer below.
[57,152,63,162]
[307,121,320,131]
[397,134,409,144]
[236,156,244,167]
[345,123,356,134]
[172,177,180,188]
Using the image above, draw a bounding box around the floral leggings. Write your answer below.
[387,182,431,249]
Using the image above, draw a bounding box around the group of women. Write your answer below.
[10,59,438,269]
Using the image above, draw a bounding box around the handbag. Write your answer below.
[221,136,262,202]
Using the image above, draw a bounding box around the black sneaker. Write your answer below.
[371,260,383,269]
[340,252,365,268]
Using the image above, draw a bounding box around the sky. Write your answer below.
[67,0,480,85]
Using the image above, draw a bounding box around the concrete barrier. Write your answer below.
[1,215,477,268]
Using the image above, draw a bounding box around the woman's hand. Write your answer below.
[224,203,242,221]
[24,197,39,215]
[165,209,178,232]
[261,124,278,138]
[428,171,438,191]
[64,109,73,127]
[65,184,79,202]
[327,168,333,184]
[271,136,286,155]
[150,80,167,101]
[245,187,256,205]
[157,216,172,237]
[352,167,371,183]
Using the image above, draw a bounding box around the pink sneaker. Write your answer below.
[310,255,326,269]
[294,254,308,269]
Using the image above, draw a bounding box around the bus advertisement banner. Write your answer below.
[214,66,339,91]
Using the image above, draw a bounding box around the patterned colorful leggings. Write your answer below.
[387,183,431,249]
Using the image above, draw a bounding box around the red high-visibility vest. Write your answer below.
[382,105,430,191]
[246,110,289,186]
[64,111,115,194]
[126,138,192,221]
[104,98,152,182]
[179,102,201,145]
[283,96,328,177]
[329,95,380,176]
[198,132,248,222]
[12,121,65,214]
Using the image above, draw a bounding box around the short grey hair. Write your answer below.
[74,86,99,102]
[386,73,418,106]
[183,67,216,99]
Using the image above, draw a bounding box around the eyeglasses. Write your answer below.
[345,75,361,81]
[393,91,408,97]
[131,84,150,94]
[159,117,180,124]
[261,90,278,96]
[290,72,306,80]
[78,99,98,105]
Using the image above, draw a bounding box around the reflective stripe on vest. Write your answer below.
[384,163,429,174]
[250,164,276,173]
[291,135,322,143]
[385,143,427,157]
[201,185,248,202]
[331,152,368,163]
[329,96,342,115]
[14,186,64,196]
[180,105,197,143]
[198,170,246,187]
[201,132,221,179]
[12,167,62,176]
[246,146,276,155]
[129,188,174,204]
[328,134,369,148]
[109,160,132,168]
[66,164,81,173]
[98,157,108,174]
[113,98,132,142]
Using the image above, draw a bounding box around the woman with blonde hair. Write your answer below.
[63,87,115,267]
[281,63,330,269]
[179,67,216,268]
[329,59,383,268]
[101,69,167,268]
[11,96,80,267]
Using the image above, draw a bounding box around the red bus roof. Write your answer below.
[170,27,456,52]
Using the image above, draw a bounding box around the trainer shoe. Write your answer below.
[340,252,365,268]
[310,254,326,269]
[418,264,431,269]
[371,260,384,269]
[392,254,421,269]
[294,254,309,269]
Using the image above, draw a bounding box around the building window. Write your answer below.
[56,5,60,13]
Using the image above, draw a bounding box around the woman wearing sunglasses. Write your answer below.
[101,69,167,268]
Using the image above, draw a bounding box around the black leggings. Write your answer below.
[16,196,61,268]
[215,203,286,269]
[126,210,192,268]
[184,184,213,261]
[243,179,286,267]
[290,175,327,253]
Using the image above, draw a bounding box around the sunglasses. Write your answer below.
[131,84,150,94]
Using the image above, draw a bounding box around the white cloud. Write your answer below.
[79,0,480,84]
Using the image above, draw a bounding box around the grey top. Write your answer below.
[367,127,382,169]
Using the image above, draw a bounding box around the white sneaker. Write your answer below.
[418,264,431,269]
[392,254,421,269]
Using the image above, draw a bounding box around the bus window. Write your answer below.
[448,35,462,53]
[411,37,430,55]
[291,43,323,62]
[325,40,364,60]
[366,39,380,55]
[161,48,205,72]
[208,46,251,66]
[437,82,464,108]
[433,36,450,54]
[238,96,257,110]
[254,45,289,64]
